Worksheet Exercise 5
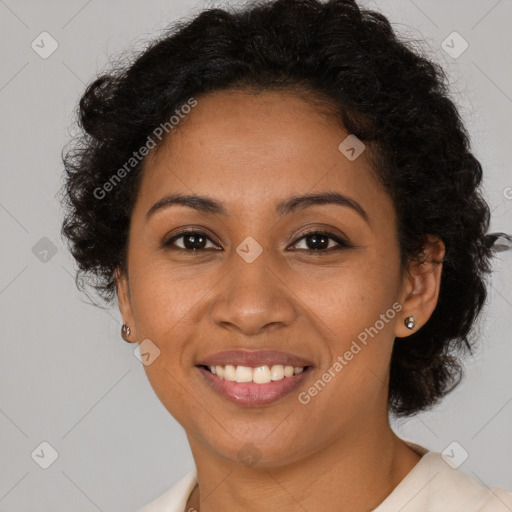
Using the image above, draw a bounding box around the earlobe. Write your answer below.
[395,235,445,338]
[403,316,416,330]
[114,267,137,343]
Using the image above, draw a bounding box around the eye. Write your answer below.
[163,230,221,251]
[163,229,352,253]
[289,230,352,253]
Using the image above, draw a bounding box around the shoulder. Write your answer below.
[136,468,197,512]
[374,443,512,511]
[476,487,512,511]
[437,458,512,511]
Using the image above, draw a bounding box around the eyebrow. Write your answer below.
[146,191,369,224]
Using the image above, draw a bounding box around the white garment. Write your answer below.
[137,442,512,512]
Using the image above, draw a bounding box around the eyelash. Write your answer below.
[163,229,352,253]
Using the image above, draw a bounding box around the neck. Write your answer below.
[185,423,421,512]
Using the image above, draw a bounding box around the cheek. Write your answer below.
[128,255,208,333]
[126,257,211,399]
[288,250,400,397]
[128,261,204,424]
[285,246,400,337]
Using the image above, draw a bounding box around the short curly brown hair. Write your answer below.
[60,0,508,416]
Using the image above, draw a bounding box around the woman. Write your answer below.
[60,0,512,510]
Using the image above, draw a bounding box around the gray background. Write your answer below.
[0,0,511,510]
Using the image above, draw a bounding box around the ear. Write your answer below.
[394,235,445,338]
[114,267,137,343]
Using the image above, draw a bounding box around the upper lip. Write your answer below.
[196,349,314,368]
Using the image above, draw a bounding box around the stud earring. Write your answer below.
[404,316,416,330]
[121,322,132,342]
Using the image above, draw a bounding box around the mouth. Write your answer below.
[195,363,314,407]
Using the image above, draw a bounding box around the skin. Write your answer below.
[116,89,445,511]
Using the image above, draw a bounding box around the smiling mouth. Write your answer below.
[199,363,310,383]
[196,364,313,406]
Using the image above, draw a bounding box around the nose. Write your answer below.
[209,252,297,337]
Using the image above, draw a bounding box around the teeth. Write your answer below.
[253,365,272,384]
[235,365,253,383]
[223,365,236,381]
[271,365,284,381]
[206,364,306,383]
[284,365,294,377]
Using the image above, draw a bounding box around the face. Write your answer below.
[116,89,443,468]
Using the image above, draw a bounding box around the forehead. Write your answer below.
[133,89,393,223]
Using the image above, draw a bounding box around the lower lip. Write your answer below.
[196,366,313,407]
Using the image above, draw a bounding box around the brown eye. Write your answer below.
[289,230,352,252]
[164,231,220,251]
